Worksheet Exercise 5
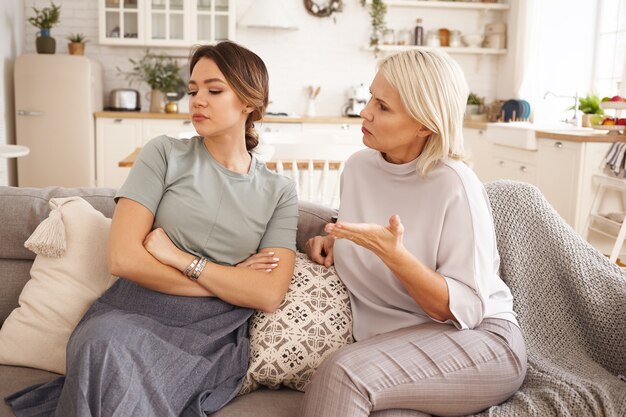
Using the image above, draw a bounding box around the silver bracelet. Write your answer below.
[189,257,208,281]
[183,256,200,276]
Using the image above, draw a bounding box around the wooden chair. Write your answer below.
[261,132,365,208]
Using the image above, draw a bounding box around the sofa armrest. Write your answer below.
[295,201,337,253]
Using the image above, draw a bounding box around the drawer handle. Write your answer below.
[555,141,563,149]
[341,124,349,130]
[520,166,528,173]
[183,120,192,125]
[114,119,123,123]
[498,160,505,167]
[478,130,484,135]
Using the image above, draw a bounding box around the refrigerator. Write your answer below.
[14,54,103,187]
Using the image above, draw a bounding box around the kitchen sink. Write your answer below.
[485,122,538,150]
[484,122,595,150]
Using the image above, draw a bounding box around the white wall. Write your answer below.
[1,0,24,186]
[22,0,505,116]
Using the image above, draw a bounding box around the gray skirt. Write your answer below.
[6,278,253,417]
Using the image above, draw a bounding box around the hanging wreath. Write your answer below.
[304,0,344,18]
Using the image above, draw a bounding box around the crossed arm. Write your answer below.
[108,198,295,312]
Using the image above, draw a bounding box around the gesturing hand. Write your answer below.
[143,228,185,269]
[324,215,405,258]
[236,251,280,272]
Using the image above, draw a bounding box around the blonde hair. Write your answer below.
[379,49,469,176]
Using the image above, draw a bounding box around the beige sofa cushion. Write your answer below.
[240,252,353,393]
[0,197,117,374]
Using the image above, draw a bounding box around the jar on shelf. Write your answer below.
[397,29,412,45]
[382,29,395,45]
[426,30,440,47]
[438,28,450,47]
[449,30,462,47]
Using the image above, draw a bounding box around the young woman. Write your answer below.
[302,49,526,416]
[7,41,297,416]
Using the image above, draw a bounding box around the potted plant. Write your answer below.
[28,1,61,54]
[466,92,482,116]
[360,0,387,53]
[66,33,88,56]
[118,50,183,113]
[571,92,604,127]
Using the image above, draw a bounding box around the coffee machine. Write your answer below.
[342,83,369,117]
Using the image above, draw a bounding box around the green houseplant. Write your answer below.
[360,0,387,53]
[571,92,604,127]
[28,1,61,54]
[118,50,183,113]
[466,92,482,116]
[66,33,88,56]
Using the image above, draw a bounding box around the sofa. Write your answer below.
[0,182,625,417]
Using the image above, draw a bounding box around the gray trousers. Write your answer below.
[299,318,526,417]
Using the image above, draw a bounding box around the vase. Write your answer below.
[164,101,179,114]
[67,43,85,56]
[581,114,592,128]
[149,90,165,113]
[36,29,56,54]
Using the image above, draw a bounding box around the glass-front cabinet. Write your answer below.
[194,0,232,44]
[99,0,235,46]
[101,0,144,45]
[146,0,188,46]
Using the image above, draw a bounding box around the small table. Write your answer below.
[118,147,142,167]
[0,145,30,158]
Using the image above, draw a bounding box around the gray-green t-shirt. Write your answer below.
[115,135,298,266]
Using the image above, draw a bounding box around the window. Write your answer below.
[593,0,626,96]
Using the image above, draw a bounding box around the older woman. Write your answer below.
[302,49,526,417]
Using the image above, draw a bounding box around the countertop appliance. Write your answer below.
[342,83,369,117]
[108,88,140,111]
[14,54,103,187]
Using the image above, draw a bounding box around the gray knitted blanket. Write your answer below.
[471,181,626,417]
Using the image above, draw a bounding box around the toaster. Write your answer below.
[109,89,141,111]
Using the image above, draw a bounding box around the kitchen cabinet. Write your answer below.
[99,0,235,47]
[489,144,537,185]
[537,139,612,233]
[463,127,613,235]
[96,116,200,188]
[463,127,491,181]
[142,119,195,141]
[366,0,509,56]
[95,114,364,189]
[96,117,143,189]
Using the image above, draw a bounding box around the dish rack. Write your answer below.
[593,101,626,135]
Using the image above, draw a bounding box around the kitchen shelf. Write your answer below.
[363,45,506,55]
[381,1,510,11]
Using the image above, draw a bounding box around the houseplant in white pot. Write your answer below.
[466,92,482,117]
[118,50,183,113]
[28,1,61,54]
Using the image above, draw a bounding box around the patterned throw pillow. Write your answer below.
[240,252,353,394]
